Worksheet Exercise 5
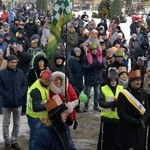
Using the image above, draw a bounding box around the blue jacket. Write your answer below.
[68,55,84,93]
[34,123,76,150]
[83,55,104,85]
[0,67,28,108]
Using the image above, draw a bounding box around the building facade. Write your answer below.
[73,0,102,11]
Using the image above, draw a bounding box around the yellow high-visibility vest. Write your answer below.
[26,79,48,118]
[101,85,123,119]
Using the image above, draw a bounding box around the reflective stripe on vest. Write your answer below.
[26,79,48,118]
[101,85,123,119]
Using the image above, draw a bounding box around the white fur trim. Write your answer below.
[50,71,68,94]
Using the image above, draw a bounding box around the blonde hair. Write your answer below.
[40,116,52,126]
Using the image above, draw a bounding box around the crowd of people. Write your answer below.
[0,1,150,150]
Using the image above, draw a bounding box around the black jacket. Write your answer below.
[0,67,28,107]
[116,87,150,148]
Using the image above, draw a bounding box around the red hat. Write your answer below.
[40,70,52,81]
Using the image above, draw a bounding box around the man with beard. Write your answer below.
[116,69,150,150]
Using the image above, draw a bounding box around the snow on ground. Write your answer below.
[73,10,132,43]
[0,11,132,143]
[0,114,29,142]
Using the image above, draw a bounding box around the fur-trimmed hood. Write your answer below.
[49,71,68,95]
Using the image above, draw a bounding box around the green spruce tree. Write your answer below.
[98,0,111,18]
[110,0,122,20]
[36,0,48,12]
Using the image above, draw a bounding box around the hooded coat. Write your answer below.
[49,71,78,122]
[27,55,48,87]
[68,51,84,93]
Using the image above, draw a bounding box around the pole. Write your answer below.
[11,0,14,9]
[101,122,104,150]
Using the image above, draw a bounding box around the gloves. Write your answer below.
[66,100,79,114]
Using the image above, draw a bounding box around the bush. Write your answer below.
[120,14,127,23]
[99,7,110,19]
[92,12,101,18]
[92,7,110,19]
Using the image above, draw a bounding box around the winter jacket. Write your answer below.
[34,123,76,150]
[67,30,79,51]
[50,53,73,83]
[129,38,141,60]
[50,53,66,73]
[40,25,50,48]
[0,67,28,108]
[116,87,150,148]
[50,83,77,121]
[0,41,8,54]
[27,55,48,87]
[83,54,104,85]
[68,55,84,93]
[49,71,78,121]
[24,22,39,39]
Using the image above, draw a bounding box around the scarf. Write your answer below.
[86,49,102,64]
[122,89,146,115]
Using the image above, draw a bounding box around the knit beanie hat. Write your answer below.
[115,49,124,57]
[7,54,18,63]
[88,39,98,50]
[39,70,53,82]
[108,67,118,80]
[74,47,81,53]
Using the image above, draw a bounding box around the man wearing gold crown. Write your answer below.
[116,69,150,150]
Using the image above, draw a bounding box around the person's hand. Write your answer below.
[66,100,79,114]
[66,102,73,114]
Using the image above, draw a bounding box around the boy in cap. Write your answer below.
[116,69,149,149]
[26,70,53,150]
[0,54,28,150]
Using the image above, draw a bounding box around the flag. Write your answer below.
[46,0,72,58]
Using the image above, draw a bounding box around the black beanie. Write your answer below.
[7,54,18,63]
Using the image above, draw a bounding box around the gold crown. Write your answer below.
[128,70,141,79]
[45,95,63,112]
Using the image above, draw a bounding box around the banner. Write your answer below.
[46,0,72,58]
